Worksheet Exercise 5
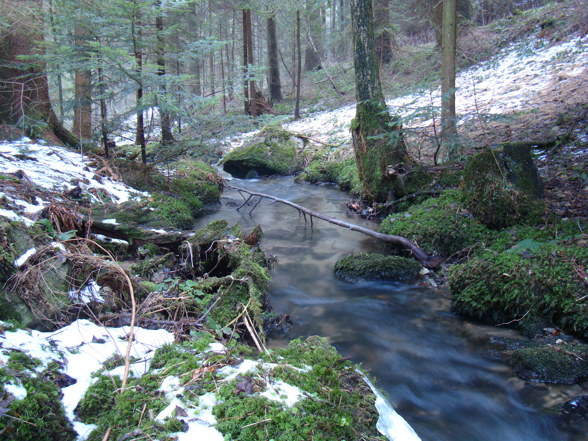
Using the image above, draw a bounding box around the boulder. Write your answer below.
[334,253,421,282]
[462,142,544,229]
[223,127,302,178]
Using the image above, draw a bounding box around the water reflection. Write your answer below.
[195,177,569,441]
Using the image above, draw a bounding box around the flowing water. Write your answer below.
[195,176,581,441]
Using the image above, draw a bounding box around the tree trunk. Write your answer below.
[374,0,393,65]
[267,14,282,103]
[441,0,458,159]
[72,16,92,141]
[350,0,408,202]
[156,4,174,144]
[242,8,257,116]
[0,0,78,147]
[242,9,250,115]
[294,10,302,120]
[132,1,146,164]
[304,1,323,71]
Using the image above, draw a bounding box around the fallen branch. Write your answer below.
[228,185,442,268]
[292,132,343,148]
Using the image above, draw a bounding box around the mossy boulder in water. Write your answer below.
[510,342,588,384]
[462,143,545,229]
[335,253,421,282]
[223,126,302,178]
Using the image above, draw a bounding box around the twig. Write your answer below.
[101,427,111,441]
[496,310,530,326]
[242,418,272,429]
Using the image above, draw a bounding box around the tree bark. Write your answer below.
[267,14,282,103]
[294,10,302,120]
[304,1,323,71]
[441,0,458,159]
[242,8,257,115]
[131,1,146,164]
[156,3,175,144]
[374,0,393,65]
[229,185,441,268]
[0,0,78,147]
[73,12,92,141]
[350,0,409,202]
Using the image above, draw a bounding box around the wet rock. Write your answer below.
[562,395,588,419]
[334,253,421,282]
[509,343,588,384]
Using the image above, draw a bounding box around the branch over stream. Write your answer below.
[228,185,442,268]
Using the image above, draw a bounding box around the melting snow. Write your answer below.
[0,319,175,440]
[359,370,422,441]
[225,35,588,151]
[13,247,37,267]
[0,138,148,218]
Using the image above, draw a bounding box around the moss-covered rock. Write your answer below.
[296,158,362,195]
[379,191,494,256]
[112,158,223,228]
[0,353,76,441]
[449,238,588,338]
[462,143,545,229]
[223,126,303,178]
[509,343,588,384]
[334,253,421,282]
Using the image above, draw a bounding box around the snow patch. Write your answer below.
[14,247,37,267]
[358,370,422,441]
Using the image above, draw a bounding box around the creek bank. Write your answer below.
[0,138,408,441]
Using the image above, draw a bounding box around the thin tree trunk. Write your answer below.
[220,45,227,112]
[156,5,174,144]
[267,14,282,103]
[441,0,458,159]
[374,0,393,65]
[294,10,302,120]
[73,18,92,141]
[48,0,64,122]
[242,9,250,114]
[97,50,110,157]
[132,1,146,164]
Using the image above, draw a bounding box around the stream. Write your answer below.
[194,176,579,441]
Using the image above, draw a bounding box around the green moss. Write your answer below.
[297,158,362,196]
[153,194,194,229]
[380,191,495,256]
[510,343,588,384]
[77,373,169,441]
[335,253,421,282]
[462,144,545,229]
[223,126,302,178]
[0,357,76,441]
[449,240,588,338]
[214,337,385,441]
